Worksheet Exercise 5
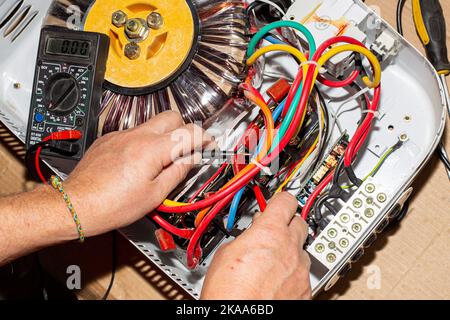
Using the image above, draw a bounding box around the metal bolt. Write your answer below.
[327,228,337,238]
[365,183,375,193]
[339,238,349,248]
[377,193,387,203]
[366,197,374,205]
[352,223,362,233]
[124,42,141,60]
[127,19,139,32]
[340,213,350,223]
[112,10,127,27]
[364,208,375,218]
[400,133,409,142]
[326,253,336,263]
[353,198,363,208]
[125,18,149,41]
[13,82,21,89]
[328,241,336,249]
[315,243,325,253]
[147,12,163,29]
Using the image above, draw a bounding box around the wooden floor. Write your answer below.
[0,0,449,300]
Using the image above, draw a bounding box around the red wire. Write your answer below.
[186,193,235,269]
[317,69,360,88]
[35,146,47,184]
[301,172,334,220]
[184,66,319,268]
[156,56,317,215]
[34,130,82,184]
[253,184,267,211]
[150,212,194,239]
[188,163,227,202]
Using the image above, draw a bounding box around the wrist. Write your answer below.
[32,185,80,242]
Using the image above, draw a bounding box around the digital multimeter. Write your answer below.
[26,26,109,174]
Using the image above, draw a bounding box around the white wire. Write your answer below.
[253,0,286,17]
[328,87,370,136]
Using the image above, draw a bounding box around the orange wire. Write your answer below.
[194,90,275,227]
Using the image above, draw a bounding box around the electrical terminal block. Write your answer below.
[307,178,391,269]
[370,29,400,63]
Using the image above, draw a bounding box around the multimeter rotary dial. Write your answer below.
[44,72,81,115]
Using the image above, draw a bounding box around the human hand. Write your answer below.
[61,111,211,237]
[201,192,312,300]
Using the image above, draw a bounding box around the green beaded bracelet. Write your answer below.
[50,175,85,242]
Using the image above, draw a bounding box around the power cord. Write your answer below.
[101,231,117,300]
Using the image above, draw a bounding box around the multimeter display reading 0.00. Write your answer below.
[45,38,91,58]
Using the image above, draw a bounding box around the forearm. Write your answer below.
[0,186,78,266]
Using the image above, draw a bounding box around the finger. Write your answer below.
[300,250,311,270]
[138,111,185,135]
[253,211,263,221]
[152,152,202,200]
[289,215,309,245]
[256,192,298,226]
[152,123,213,168]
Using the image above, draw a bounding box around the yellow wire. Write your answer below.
[246,44,309,80]
[163,43,382,208]
[275,136,320,194]
[317,45,381,88]
[193,92,275,225]
[166,89,276,209]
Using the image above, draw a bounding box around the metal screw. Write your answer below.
[328,242,336,249]
[327,228,337,238]
[365,183,375,193]
[353,198,363,208]
[326,253,336,263]
[364,208,375,218]
[127,19,139,32]
[13,82,21,89]
[352,223,362,233]
[400,133,409,142]
[124,42,141,60]
[377,193,387,203]
[147,12,163,29]
[339,238,349,248]
[366,197,374,205]
[315,243,325,253]
[125,18,149,41]
[112,10,127,27]
[340,213,350,223]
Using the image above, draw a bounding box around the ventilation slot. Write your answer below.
[0,0,24,30]
[10,8,38,42]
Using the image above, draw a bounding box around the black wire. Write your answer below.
[246,1,262,16]
[396,0,407,36]
[101,231,116,300]
[315,89,330,169]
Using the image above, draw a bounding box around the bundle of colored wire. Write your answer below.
[149,21,382,269]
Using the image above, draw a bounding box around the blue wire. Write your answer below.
[226,99,286,231]
[264,35,286,45]
[227,188,245,231]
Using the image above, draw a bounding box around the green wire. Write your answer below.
[341,147,395,190]
[247,20,317,57]
[246,21,317,154]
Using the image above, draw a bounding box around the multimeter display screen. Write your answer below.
[46,38,91,58]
